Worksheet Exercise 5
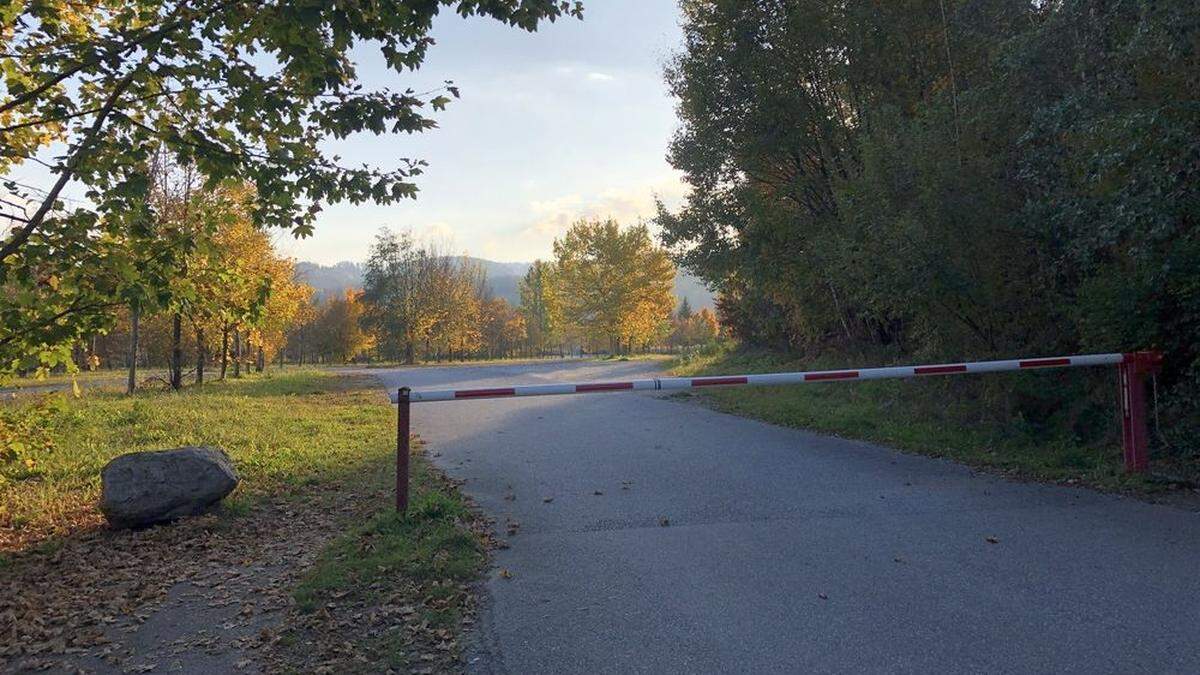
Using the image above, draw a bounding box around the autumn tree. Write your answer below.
[671,302,718,348]
[422,255,484,361]
[309,290,372,364]
[360,230,425,364]
[481,297,526,359]
[518,260,562,354]
[552,219,675,353]
[0,0,582,378]
[246,255,312,372]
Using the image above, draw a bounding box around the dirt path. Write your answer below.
[1,484,387,673]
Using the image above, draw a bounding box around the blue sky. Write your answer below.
[3,1,686,265]
[280,1,686,265]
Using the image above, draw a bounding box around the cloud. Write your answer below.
[586,72,615,82]
[415,221,458,244]
[477,173,689,261]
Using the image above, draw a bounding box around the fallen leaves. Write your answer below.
[263,465,494,675]
[0,464,484,674]
[0,495,346,671]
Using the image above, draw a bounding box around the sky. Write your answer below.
[279,1,688,265]
[3,1,688,266]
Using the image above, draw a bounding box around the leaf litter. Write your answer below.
[1,461,495,674]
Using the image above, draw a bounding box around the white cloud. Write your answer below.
[477,173,689,261]
[586,72,615,82]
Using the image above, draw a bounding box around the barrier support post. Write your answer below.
[397,387,411,513]
[1119,352,1163,473]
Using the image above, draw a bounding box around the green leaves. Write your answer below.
[1,0,583,376]
[658,0,1200,455]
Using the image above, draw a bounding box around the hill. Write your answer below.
[295,259,714,310]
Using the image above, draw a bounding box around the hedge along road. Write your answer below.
[367,359,1200,674]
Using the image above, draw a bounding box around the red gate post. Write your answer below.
[1119,352,1163,473]
[397,387,411,513]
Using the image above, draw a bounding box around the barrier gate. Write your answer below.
[391,351,1163,512]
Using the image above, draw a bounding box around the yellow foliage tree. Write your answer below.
[552,219,676,353]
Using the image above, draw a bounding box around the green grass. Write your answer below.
[1,368,491,668]
[1,370,396,549]
[1,368,126,391]
[671,344,1155,492]
[294,469,485,623]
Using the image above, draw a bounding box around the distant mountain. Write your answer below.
[295,258,527,303]
[295,258,715,310]
[295,261,365,300]
[673,272,715,312]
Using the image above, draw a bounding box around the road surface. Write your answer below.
[369,360,1200,674]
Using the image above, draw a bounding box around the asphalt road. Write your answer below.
[369,360,1200,674]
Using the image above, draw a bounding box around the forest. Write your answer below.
[279,218,710,365]
[75,217,713,384]
[656,0,1198,458]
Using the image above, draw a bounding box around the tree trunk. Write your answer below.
[220,324,230,380]
[126,301,140,395]
[405,341,415,365]
[195,325,206,386]
[256,346,264,372]
[170,312,183,391]
[233,328,242,378]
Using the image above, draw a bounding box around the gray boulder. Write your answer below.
[100,446,239,528]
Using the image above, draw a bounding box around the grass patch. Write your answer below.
[295,468,484,616]
[0,369,392,551]
[294,466,482,612]
[0,368,126,392]
[285,440,489,671]
[671,344,1159,492]
[1,368,491,671]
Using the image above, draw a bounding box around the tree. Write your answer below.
[518,260,562,354]
[552,218,675,353]
[676,297,693,321]
[247,254,312,371]
[312,290,372,363]
[658,0,1200,454]
[671,304,718,348]
[360,229,424,363]
[424,255,484,360]
[481,297,525,358]
[0,0,582,376]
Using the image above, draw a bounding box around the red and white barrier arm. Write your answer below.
[390,353,1131,403]
[388,350,1165,511]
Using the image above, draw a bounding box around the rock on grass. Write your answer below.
[100,447,239,529]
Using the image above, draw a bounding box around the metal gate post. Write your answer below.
[1119,352,1162,473]
[397,387,411,513]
